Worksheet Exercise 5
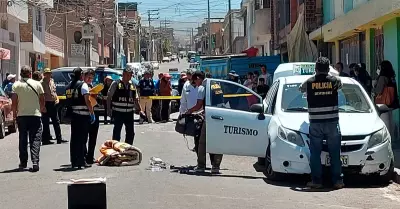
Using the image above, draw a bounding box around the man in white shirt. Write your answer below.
[179,69,195,114]
[258,64,272,86]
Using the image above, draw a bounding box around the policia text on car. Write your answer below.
[107,67,142,145]
[299,56,344,189]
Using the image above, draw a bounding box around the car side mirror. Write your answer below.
[250,103,264,114]
[376,104,391,115]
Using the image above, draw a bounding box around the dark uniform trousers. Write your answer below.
[197,121,223,169]
[17,116,42,165]
[112,111,135,145]
[85,113,100,163]
[111,81,136,144]
[70,114,90,166]
[42,101,62,141]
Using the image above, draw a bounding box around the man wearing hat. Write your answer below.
[138,70,155,124]
[4,73,16,96]
[101,75,113,124]
[228,70,240,84]
[41,68,66,145]
[107,66,143,145]
[159,73,172,122]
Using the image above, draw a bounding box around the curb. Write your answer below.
[393,168,400,184]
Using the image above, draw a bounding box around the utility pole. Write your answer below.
[84,2,90,67]
[100,0,105,64]
[228,0,232,53]
[147,9,159,61]
[63,13,68,66]
[191,28,194,51]
[160,18,171,59]
[207,0,211,55]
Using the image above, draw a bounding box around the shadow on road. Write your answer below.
[253,162,392,192]
[53,165,83,172]
[0,168,27,173]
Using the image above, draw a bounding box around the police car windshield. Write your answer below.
[282,83,372,113]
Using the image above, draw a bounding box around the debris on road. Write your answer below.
[148,157,167,172]
[97,140,142,166]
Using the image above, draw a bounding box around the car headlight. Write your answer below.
[368,127,390,149]
[277,126,305,147]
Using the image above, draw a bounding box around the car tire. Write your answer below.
[264,144,284,181]
[8,121,17,134]
[378,159,395,184]
[0,113,6,139]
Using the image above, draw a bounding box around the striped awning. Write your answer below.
[0,48,10,60]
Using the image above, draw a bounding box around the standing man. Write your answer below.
[107,67,142,145]
[102,76,113,124]
[4,74,16,96]
[187,71,224,174]
[334,62,349,77]
[65,68,96,169]
[138,70,155,124]
[258,65,272,87]
[85,69,100,165]
[41,68,66,145]
[299,57,344,189]
[12,65,46,172]
[159,73,172,123]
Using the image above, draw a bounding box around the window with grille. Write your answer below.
[36,8,42,32]
[9,32,14,42]
[262,0,271,8]
[1,19,7,30]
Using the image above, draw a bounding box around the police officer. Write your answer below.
[65,68,96,169]
[299,57,344,189]
[187,71,224,174]
[138,70,155,124]
[107,67,142,145]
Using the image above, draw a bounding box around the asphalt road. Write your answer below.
[1,61,400,209]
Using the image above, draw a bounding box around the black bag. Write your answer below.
[175,114,203,137]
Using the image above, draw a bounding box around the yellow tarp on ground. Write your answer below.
[97,140,142,166]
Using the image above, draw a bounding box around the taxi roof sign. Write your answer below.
[273,62,338,82]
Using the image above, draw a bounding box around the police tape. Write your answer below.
[58,94,254,100]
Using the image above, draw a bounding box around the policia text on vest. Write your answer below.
[300,74,342,123]
[108,80,139,145]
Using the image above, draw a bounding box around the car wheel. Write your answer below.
[8,121,17,133]
[0,113,6,139]
[378,159,395,184]
[264,144,284,181]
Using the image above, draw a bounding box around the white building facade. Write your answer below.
[19,0,53,72]
[0,0,29,79]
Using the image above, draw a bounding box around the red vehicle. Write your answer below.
[0,88,16,138]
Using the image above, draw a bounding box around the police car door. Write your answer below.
[205,79,271,157]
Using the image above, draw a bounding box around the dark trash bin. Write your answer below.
[68,182,107,209]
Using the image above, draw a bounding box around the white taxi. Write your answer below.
[204,62,394,182]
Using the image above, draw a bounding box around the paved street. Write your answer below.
[1,61,400,209]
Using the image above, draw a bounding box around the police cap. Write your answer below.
[124,66,134,73]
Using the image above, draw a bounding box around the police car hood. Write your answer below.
[279,113,385,136]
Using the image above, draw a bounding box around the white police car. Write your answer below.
[204,62,394,182]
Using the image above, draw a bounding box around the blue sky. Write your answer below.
[119,0,242,40]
